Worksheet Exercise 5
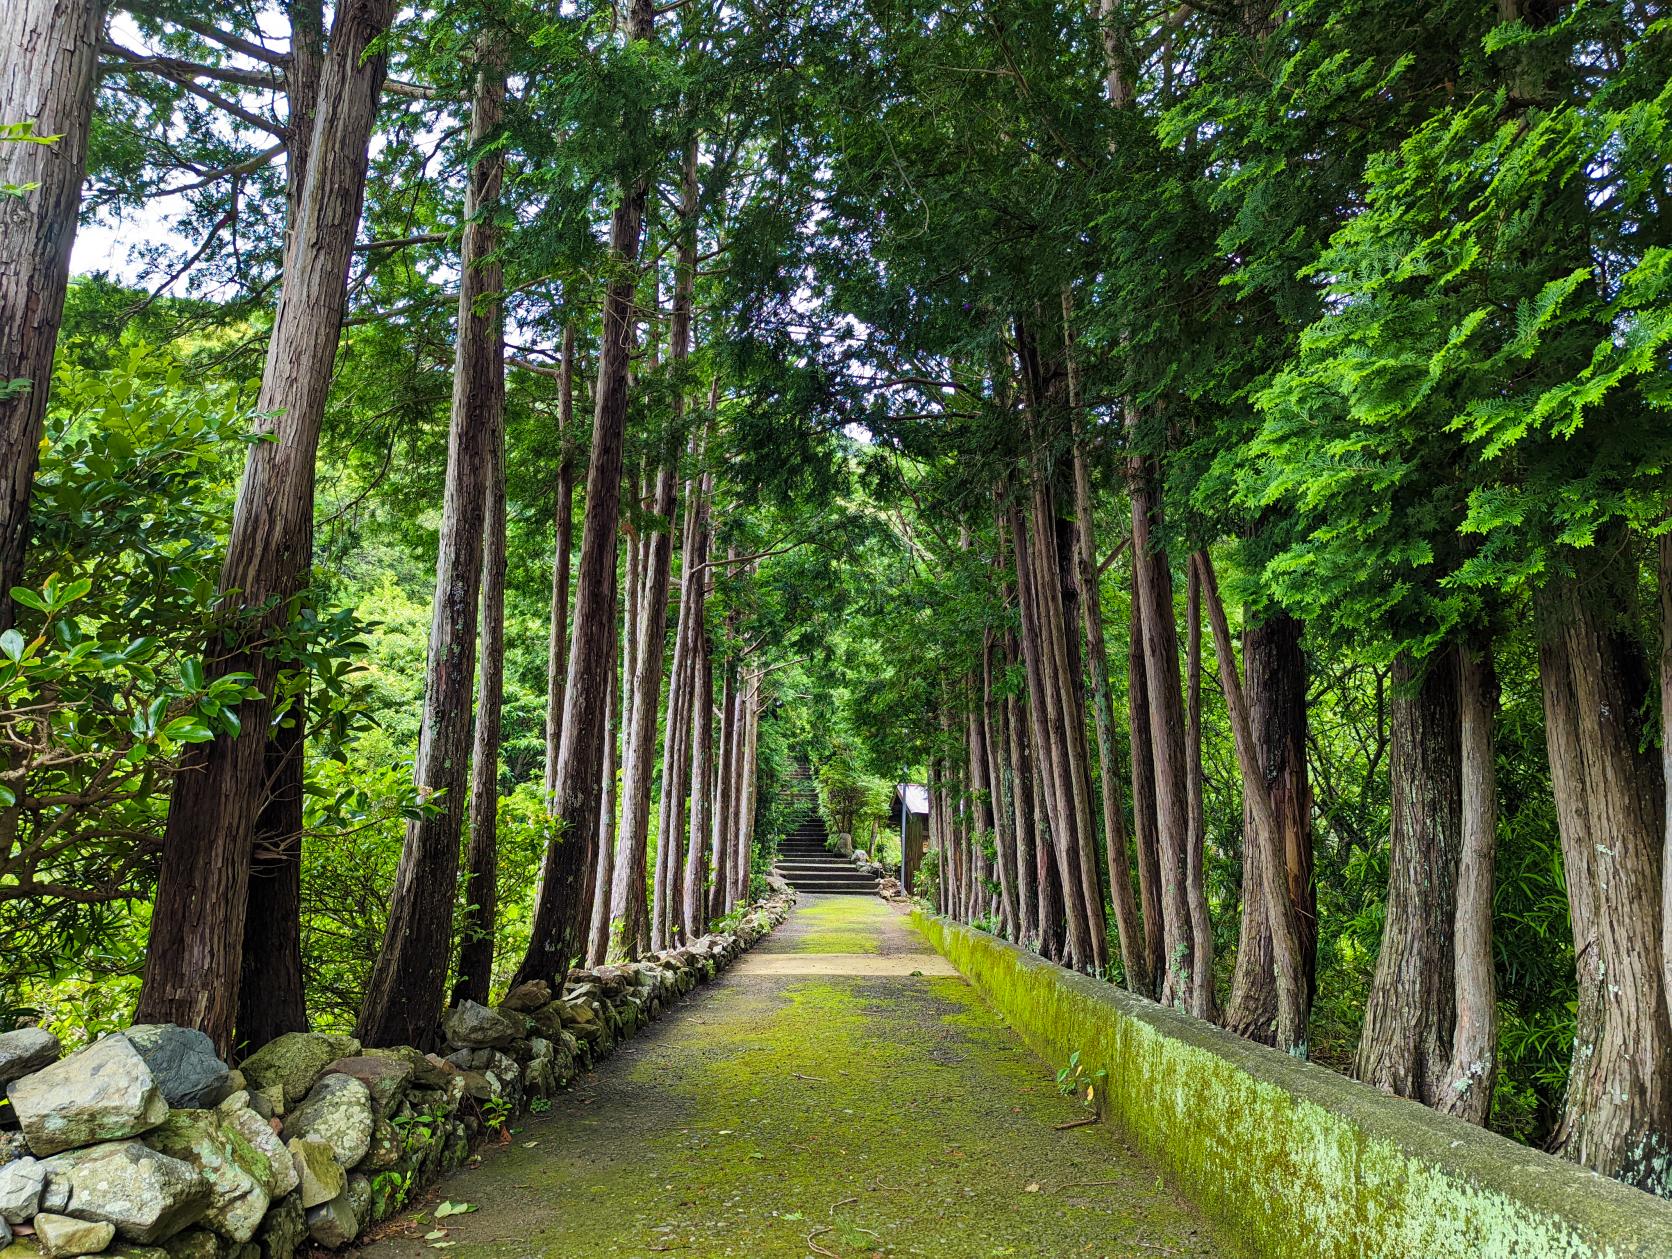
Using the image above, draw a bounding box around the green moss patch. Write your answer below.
[358,897,1230,1258]
[914,911,1672,1259]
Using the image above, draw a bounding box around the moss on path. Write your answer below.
[363,896,1233,1258]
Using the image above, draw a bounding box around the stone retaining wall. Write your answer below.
[0,893,794,1259]
[913,910,1672,1259]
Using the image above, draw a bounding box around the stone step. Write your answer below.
[781,881,879,895]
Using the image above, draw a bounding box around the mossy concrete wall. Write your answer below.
[914,911,1672,1259]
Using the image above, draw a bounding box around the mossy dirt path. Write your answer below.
[363,896,1233,1258]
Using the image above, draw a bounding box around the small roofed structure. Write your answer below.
[890,782,930,895]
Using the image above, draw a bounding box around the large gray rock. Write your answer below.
[303,1188,357,1249]
[498,981,550,1013]
[119,1030,230,1112]
[0,1031,60,1088]
[279,1077,369,1170]
[0,1157,44,1223]
[441,1001,521,1050]
[285,1139,341,1210]
[141,1112,269,1243]
[35,1212,115,1258]
[237,1036,357,1109]
[317,1058,409,1118]
[216,1111,294,1201]
[8,1038,167,1156]
[41,1142,208,1244]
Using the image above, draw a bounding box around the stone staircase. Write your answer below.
[773,764,880,896]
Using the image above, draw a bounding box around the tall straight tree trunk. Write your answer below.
[650,145,703,949]
[1440,639,1498,1125]
[1356,647,1462,1090]
[236,0,325,1062]
[1663,534,1672,1027]
[360,42,506,1048]
[611,457,678,957]
[1002,642,1038,944]
[965,682,992,923]
[684,528,714,941]
[981,631,1019,935]
[454,371,508,1007]
[1073,448,1146,992]
[662,449,711,942]
[596,479,644,954]
[930,753,948,916]
[237,707,308,1052]
[1048,508,1110,972]
[138,0,396,1053]
[1009,497,1090,969]
[731,681,758,907]
[1128,592,1165,997]
[1129,448,1194,1006]
[708,645,737,919]
[1030,708,1064,960]
[1183,563,1215,1021]
[1539,565,1671,1189]
[652,485,700,948]
[545,324,577,801]
[281,0,324,240]
[586,561,625,967]
[0,0,102,630]
[1225,609,1315,1042]
[1195,552,1306,1054]
[512,0,654,987]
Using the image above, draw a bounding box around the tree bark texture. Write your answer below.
[236,702,309,1054]
[708,645,737,919]
[139,0,396,1054]
[1128,592,1165,997]
[454,370,508,1008]
[732,683,760,906]
[1129,449,1194,1007]
[236,0,324,1063]
[611,460,677,957]
[512,0,654,986]
[1224,608,1315,1043]
[1072,447,1147,993]
[0,0,103,630]
[1356,648,1462,1093]
[1002,630,1039,945]
[1008,496,1091,970]
[1196,552,1307,1054]
[544,324,576,801]
[1538,567,1671,1190]
[1183,563,1215,1021]
[1439,640,1498,1126]
[683,531,714,942]
[981,630,1020,935]
[360,43,505,1048]
[585,561,624,967]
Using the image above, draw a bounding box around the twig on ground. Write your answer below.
[829,1196,858,1215]
[1053,1115,1100,1131]
[806,1225,841,1257]
[792,1072,829,1083]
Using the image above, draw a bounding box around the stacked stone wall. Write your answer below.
[0,894,794,1259]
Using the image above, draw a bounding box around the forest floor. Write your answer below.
[360,896,1233,1258]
